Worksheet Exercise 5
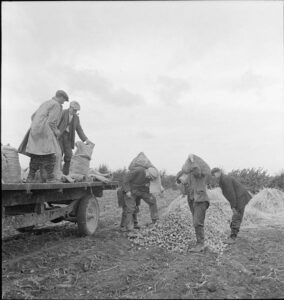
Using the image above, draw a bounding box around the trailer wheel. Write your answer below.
[77,195,100,236]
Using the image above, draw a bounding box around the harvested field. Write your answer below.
[2,189,284,299]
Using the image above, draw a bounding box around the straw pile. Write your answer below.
[243,188,284,224]
[128,188,231,254]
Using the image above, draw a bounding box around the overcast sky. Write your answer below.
[2,1,284,175]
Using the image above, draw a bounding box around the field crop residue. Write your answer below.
[2,189,284,299]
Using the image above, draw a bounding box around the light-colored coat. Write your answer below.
[19,98,62,156]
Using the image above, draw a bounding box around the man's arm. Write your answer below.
[75,116,88,142]
[48,103,62,137]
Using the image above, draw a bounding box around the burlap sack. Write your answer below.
[54,139,63,180]
[74,141,94,160]
[128,152,155,170]
[1,145,22,183]
[182,154,211,176]
[69,155,90,176]
[150,171,164,194]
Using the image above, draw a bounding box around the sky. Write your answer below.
[1,1,284,175]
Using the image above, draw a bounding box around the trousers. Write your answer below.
[27,154,56,182]
[187,195,209,244]
[59,131,73,175]
[131,189,159,222]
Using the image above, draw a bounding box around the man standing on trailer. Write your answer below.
[18,90,69,183]
[57,101,93,175]
[211,168,252,244]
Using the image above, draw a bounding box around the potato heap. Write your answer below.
[128,190,232,254]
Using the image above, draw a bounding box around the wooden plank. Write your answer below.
[2,188,88,207]
[2,181,119,191]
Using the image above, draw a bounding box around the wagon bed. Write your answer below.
[2,181,119,236]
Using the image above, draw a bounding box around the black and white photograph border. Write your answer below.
[2,1,284,299]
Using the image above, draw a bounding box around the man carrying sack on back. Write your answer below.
[57,101,93,175]
[123,166,159,231]
[176,154,211,253]
[18,90,69,183]
[211,168,252,244]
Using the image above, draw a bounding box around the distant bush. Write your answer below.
[227,168,284,194]
[112,167,128,186]
[268,173,284,191]
[160,170,179,190]
[98,164,111,174]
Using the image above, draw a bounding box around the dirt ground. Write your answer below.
[2,189,284,299]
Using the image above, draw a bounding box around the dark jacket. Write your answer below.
[57,109,88,149]
[123,167,151,193]
[219,174,252,210]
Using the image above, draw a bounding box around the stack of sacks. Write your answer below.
[1,145,22,183]
[129,152,164,195]
[88,168,112,183]
[69,141,95,181]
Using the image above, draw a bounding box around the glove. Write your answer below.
[126,191,131,198]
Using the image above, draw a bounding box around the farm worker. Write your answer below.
[57,101,93,175]
[18,90,69,183]
[124,166,159,230]
[211,168,252,244]
[117,186,141,232]
[176,154,211,253]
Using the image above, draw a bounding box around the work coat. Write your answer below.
[57,109,88,149]
[219,174,252,210]
[18,98,62,156]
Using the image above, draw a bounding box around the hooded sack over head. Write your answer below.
[128,152,155,170]
[182,154,211,176]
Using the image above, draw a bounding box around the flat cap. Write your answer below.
[70,101,80,110]
[55,90,69,101]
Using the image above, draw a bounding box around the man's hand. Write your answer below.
[232,208,237,215]
[54,129,61,138]
[126,191,131,198]
[85,139,94,145]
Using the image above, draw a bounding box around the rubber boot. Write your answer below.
[224,233,237,244]
[44,155,58,183]
[63,161,70,176]
[188,227,206,253]
[26,156,39,183]
[124,212,134,232]
[133,212,140,229]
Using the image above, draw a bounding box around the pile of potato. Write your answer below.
[128,194,231,254]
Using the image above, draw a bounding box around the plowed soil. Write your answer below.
[2,190,284,299]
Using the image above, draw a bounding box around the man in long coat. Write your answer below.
[176,154,211,253]
[18,90,69,183]
[211,168,252,244]
[57,101,93,175]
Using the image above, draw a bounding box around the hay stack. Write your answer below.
[246,188,284,214]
